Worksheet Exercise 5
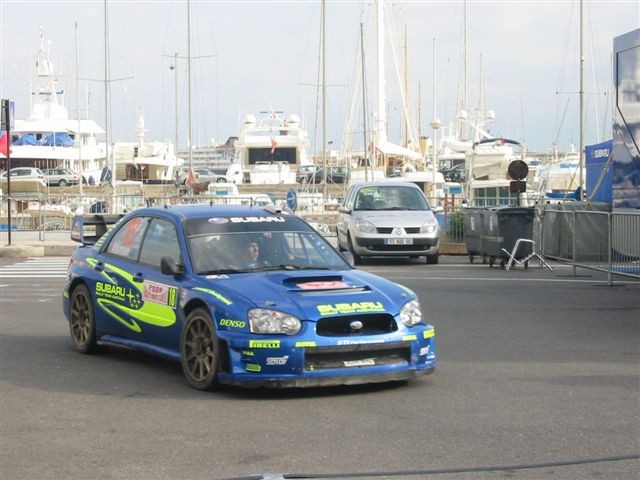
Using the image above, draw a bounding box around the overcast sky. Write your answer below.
[1,0,638,154]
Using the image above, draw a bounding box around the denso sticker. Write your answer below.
[143,280,177,307]
[219,319,245,329]
[297,281,348,290]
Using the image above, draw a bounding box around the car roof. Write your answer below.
[349,181,421,189]
[127,204,286,222]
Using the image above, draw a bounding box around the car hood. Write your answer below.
[200,269,413,322]
[351,210,436,227]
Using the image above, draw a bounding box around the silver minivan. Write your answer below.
[336,181,440,264]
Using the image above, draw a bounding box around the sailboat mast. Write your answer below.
[375,0,386,148]
[75,21,83,198]
[322,0,327,194]
[187,0,193,180]
[579,0,584,200]
[360,20,369,182]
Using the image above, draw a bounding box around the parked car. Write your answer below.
[0,167,47,187]
[441,163,466,182]
[298,165,350,184]
[64,205,436,390]
[336,181,440,264]
[178,168,228,185]
[195,168,228,184]
[296,165,320,183]
[42,168,81,187]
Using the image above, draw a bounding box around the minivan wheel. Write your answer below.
[348,235,362,265]
[426,254,439,265]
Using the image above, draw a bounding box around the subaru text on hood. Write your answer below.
[63,205,436,390]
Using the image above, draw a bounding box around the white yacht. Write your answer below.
[226,111,311,184]
[8,31,106,185]
[108,112,182,184]
[534,146,584,199]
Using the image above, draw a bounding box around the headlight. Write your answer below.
[248,309,302,335]
[399,299,423,326]
[355,219,376,233]
[420,218,439,233]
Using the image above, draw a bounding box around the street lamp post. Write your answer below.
[169,53,178,187]
[430,118,441,205]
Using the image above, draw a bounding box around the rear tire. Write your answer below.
[69,284,98,354]
[216,177,226,183]
[181,308,220,391]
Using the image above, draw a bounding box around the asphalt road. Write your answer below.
[1,256,639,480]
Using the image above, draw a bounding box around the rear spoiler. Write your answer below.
[71,214,125,246]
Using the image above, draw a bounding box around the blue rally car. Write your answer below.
[63,205,436,390]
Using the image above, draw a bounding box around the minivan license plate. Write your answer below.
[386,238,413,245]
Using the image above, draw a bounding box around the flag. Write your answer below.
[187,167,195,185]
[270,137,277,155]
[0,131,9,157]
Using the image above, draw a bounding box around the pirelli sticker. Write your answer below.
[143,280,177,308]
[317,301,385,316]
[249,340,281,349]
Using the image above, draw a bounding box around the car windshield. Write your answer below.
[185,215,350,274]
[354,185,430,211]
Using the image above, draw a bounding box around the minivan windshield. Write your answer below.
[354,185,430,211]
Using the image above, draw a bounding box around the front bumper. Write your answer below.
[216,326,436,388]
[352,233,439,257]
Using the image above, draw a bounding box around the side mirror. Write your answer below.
[340,251,355,267]
[338,206,351,214]
[161,256,185,276]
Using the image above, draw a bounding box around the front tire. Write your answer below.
[426,254,439,264]
[348,234,362,265]
[58,179,69,187]
[69,284,98,353]
[181,308,220,391]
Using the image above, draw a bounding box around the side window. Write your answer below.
[139,218,181,269]
[105,217,150,261]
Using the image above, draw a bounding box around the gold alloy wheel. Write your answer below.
[184,317,214,380]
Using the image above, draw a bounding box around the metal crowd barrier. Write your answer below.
[540,208,640,284]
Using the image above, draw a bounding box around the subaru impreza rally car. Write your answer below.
[63,205,436,390]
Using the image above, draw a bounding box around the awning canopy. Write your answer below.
[13,118,105,135]
[377,141,423,161]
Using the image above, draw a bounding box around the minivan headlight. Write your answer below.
[248,309,301,335]
[420,218,439,233]
[355,219,376,233]
[400,299,423,326]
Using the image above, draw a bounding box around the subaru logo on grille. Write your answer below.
[350,320,363,330]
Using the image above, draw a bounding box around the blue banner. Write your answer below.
[585,140,613,204]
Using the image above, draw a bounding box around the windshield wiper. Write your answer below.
[199,268,249,275]
[252,265,332,272]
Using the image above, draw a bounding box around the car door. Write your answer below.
[92,215,184,351]
[336,185,356,248]
[91,216,152,340]
[134,217,184,352]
